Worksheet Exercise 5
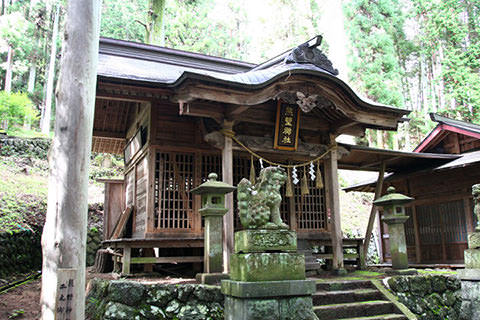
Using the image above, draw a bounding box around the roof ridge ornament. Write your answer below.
[284,35,339,76]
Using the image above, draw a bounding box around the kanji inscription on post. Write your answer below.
[274,100,300,151]
[55,268,77,320]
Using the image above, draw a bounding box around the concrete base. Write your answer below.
[196,272,229,285]
[221,279,318,320]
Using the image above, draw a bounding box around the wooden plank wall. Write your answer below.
[133,155,148,237]
[381,163,480,264]
[104,182,125,239]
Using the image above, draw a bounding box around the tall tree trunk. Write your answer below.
[146,0,166,46]
[40,4,60,134]
[4,45,13,93]
[40,0,101,319]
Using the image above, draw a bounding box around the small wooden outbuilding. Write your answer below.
[346,114,480,265]
[93,36,412,273]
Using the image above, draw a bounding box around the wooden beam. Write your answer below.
[92,130,125,139]
[363,161,386,264]
[222,121,234,272]
[172,76,403,129]
[325,146,344,271]
[226,105,251,120]
[178,101,225,123]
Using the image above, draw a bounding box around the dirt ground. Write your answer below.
[0,267,196,320]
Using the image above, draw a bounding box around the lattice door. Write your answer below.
[295,166,327,231]
[154,152,195,230]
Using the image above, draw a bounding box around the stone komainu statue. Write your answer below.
[237,166,289,230]
[474,184,480,231]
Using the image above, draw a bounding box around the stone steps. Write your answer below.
[336,314,408,320]
[314,300,396,319]
[316,280,374,291]
[313,288,383,305]
[312,280,408,320]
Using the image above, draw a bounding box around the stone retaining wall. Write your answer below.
[86,278,224,320]
[0,227,100,278]
[0,137,51,158]
[387,275,461,319]
[0,230,42,278]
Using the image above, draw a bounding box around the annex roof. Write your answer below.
[344,149,480,193]
[337,143,458,172]
[413,113,480,153]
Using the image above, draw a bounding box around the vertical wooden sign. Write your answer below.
[55,268,77,320]
[274,100,300,151]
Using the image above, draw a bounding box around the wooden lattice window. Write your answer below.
[295,166,326,230]
[154,152,194,230]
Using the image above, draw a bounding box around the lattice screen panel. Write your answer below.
[154,152,194,230]
[405,207,415,246]
[295,166,326,230]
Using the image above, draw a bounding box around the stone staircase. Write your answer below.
[312,280,409,320]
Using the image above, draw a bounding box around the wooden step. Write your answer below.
[316,280,374,291]
[337,314,407,320]
[313,301,396,319]
[313,288,384,305]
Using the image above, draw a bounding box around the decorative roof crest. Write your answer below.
[284,35,339,76]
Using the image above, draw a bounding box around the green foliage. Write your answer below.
[100,0,147,42]
[412,0,480,123]
[0,91,38,130]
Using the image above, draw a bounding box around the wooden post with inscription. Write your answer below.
[40,1,101,319]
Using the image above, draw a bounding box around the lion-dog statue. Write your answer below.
[237,166,289,229]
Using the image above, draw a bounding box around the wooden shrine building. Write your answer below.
[94,36,419,273]
[346,113,480,265]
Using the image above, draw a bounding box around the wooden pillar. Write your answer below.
[325,147,344,271]
[363,162,386,263]
[222,121,234,272]
[465,197,474,233]
[411,204,422,263]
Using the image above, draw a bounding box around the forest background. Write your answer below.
[1,0,480,150]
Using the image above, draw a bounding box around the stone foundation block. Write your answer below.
[195,272,229,285]
[464,249,480,269]
[468,232,480,249]
[230,253,305,282]
[222,280,318,320]
[234,229,297,253]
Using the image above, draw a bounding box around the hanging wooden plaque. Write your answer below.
[274,100,300,151]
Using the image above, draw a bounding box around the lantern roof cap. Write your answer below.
[191,173,236,195]
[373,186,414,206]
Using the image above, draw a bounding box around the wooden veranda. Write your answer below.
[93,36,410,273]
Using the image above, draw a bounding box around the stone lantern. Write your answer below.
[191,172,235,284]
[374,186,414,270]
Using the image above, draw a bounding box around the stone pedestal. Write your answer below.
[222,280,317,320]
[222,229,318,320]
[459,231,480,319]
[190,172,235,285]
[382,215,409,270]
[196,211,230,284]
